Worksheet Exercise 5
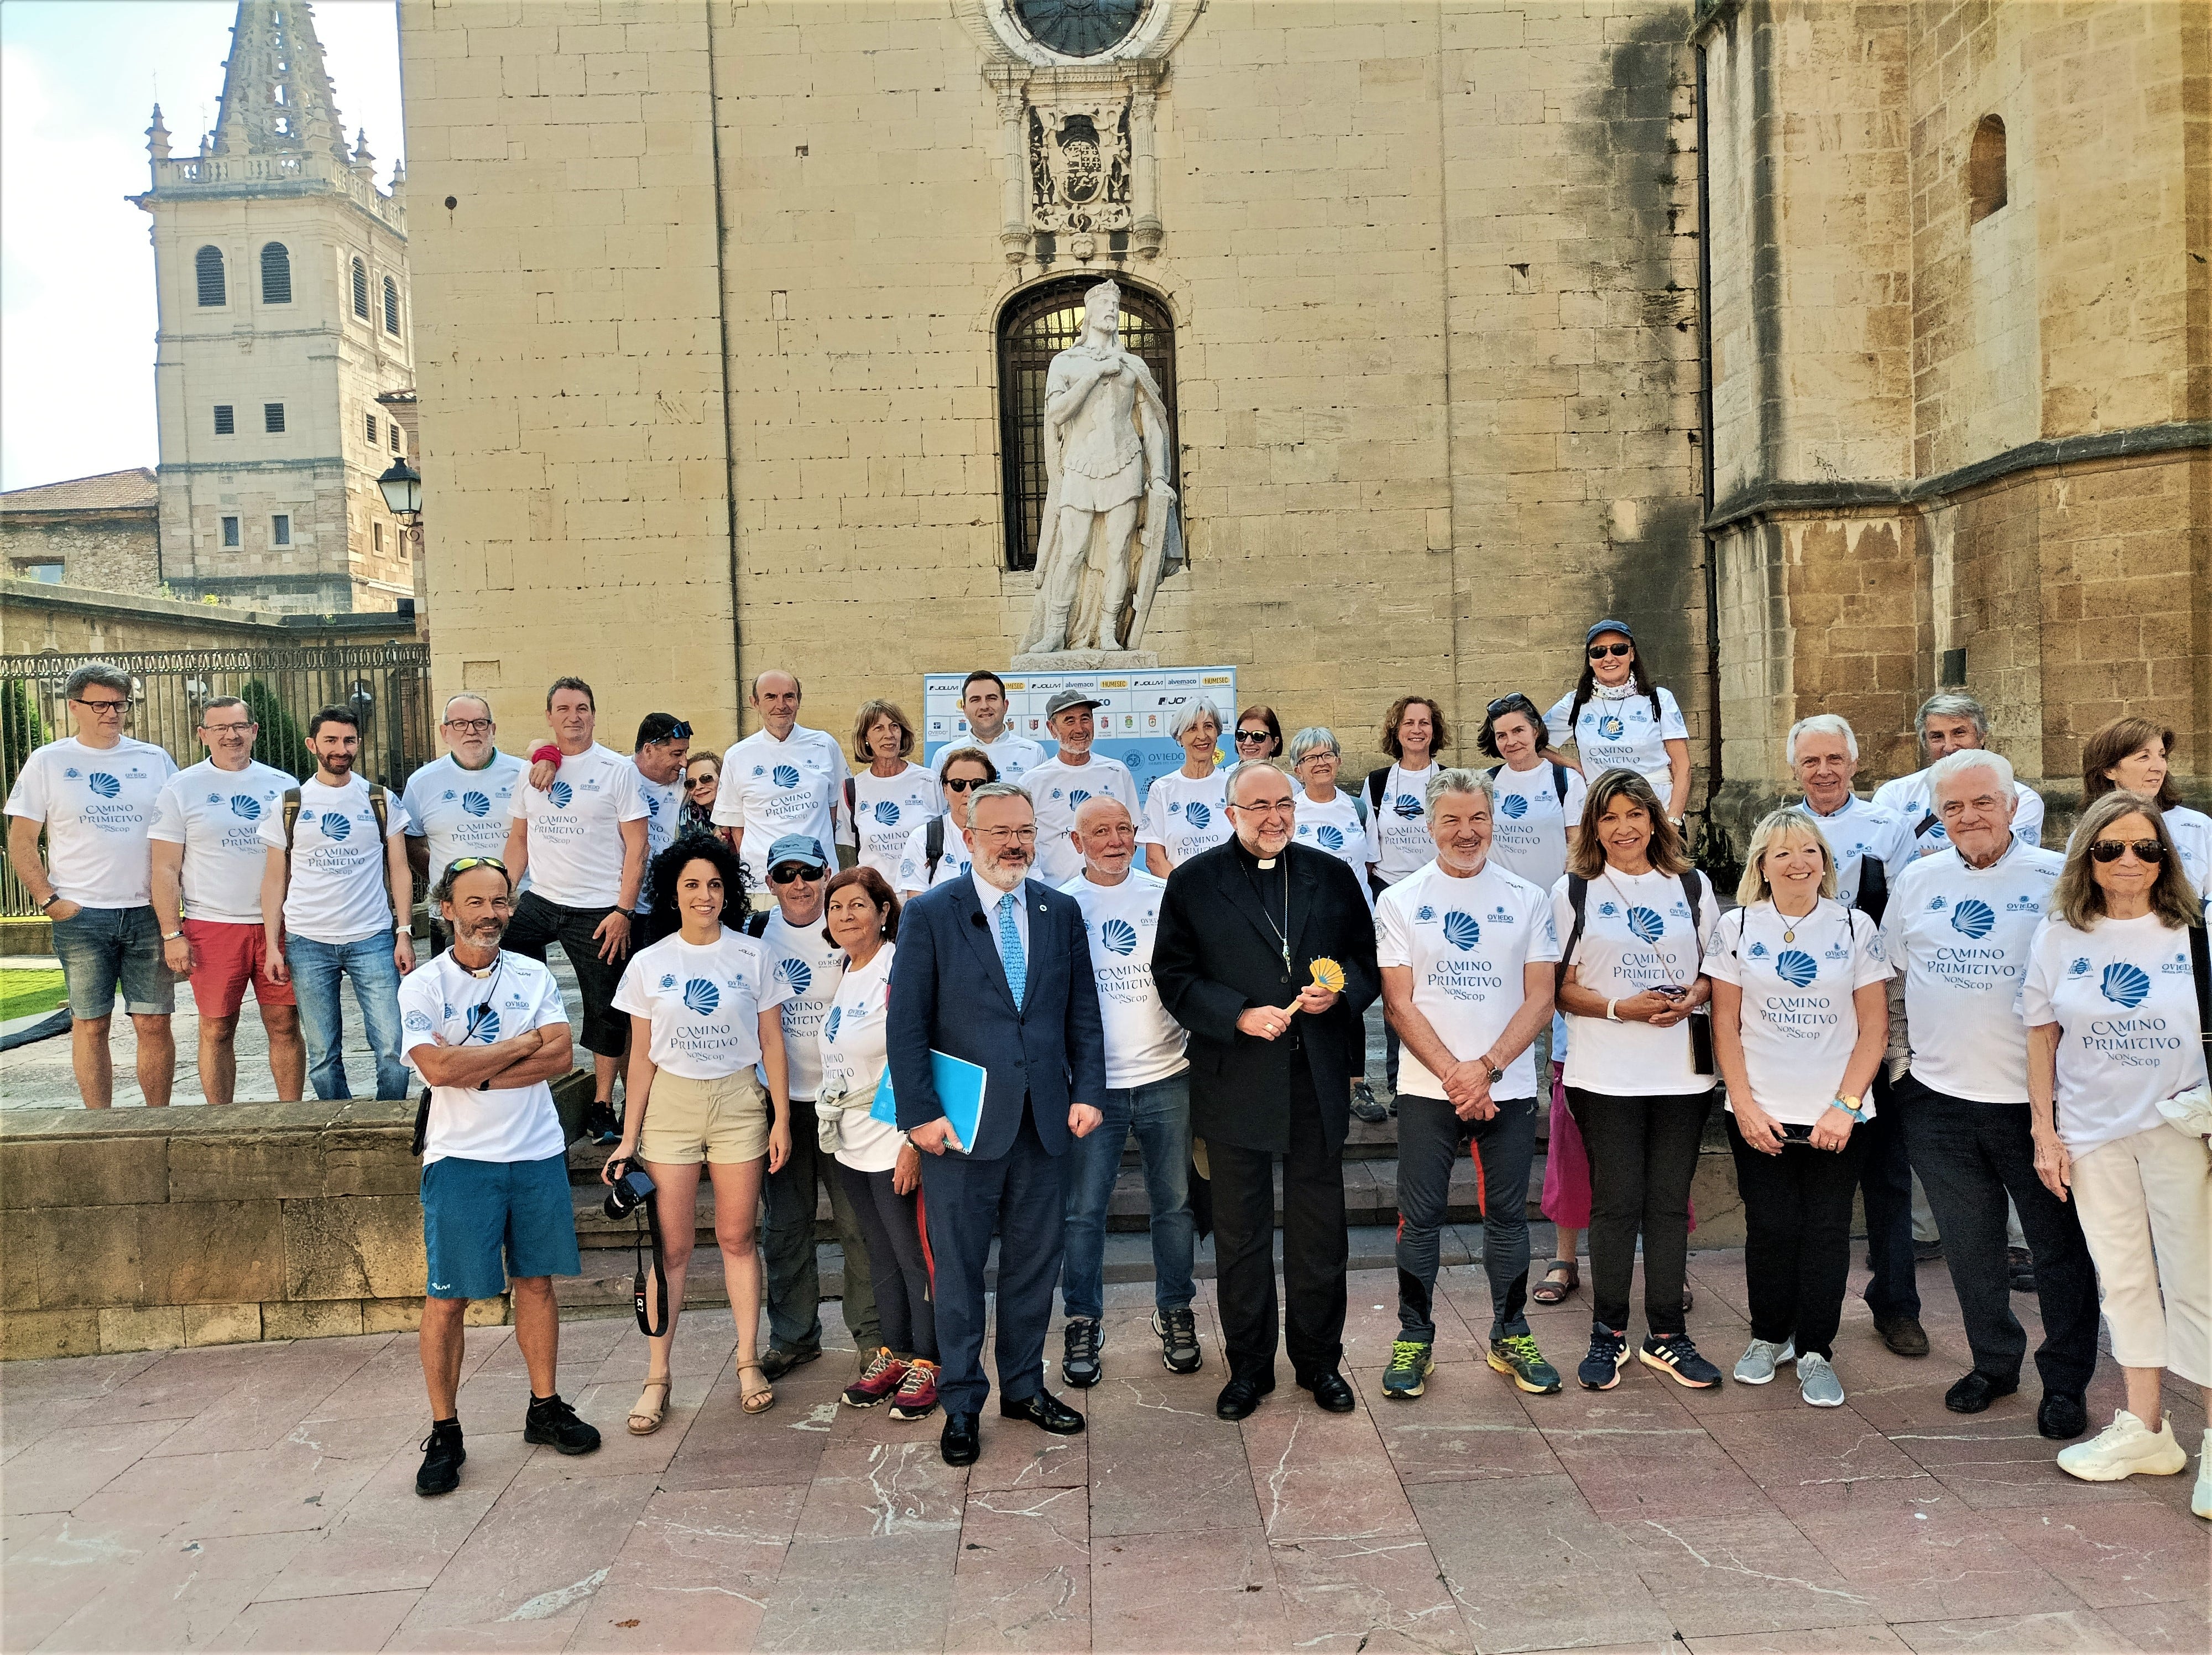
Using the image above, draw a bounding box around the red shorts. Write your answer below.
[180,919,295,1018]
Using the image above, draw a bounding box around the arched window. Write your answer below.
[260,242,292,305]
[195,245,226,306]
[382,275,400,336]
[1969,115,2007,224]
[995,275,1177,572]
[351,257,369,319]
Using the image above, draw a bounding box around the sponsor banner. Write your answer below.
[922,665,1238,799]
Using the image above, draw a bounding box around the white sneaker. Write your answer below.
[1797,1351,1845,1407]
[2056,1410,2187,1483]
[1733,1338,1796,1385]
[2195,1429,2210,1520]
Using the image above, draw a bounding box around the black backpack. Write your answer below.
[1486,762,1571,810]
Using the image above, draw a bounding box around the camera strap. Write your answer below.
[633,1193,671,1337]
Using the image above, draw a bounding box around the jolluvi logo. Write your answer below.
[87,773,121,799]
[229,794,263,821]
[1498,793,1529,819]
[2099,962,2151,1011]
[825,1007,842,1043]
[1775,949,1819,988]
[1316,825,1345,852]
[1186,801,1211,831]
[1443,911,1481,951]
[461,791,491,818]
[1949,899,1996,940]
[546,781,574,809]
[321,811,352,841]
[772,764,801,789]
[874,800,901,826]
[682,978,721,1015]
[404,1009,432,1032]
[776,957,812,996]
[1626,907,1666,944]
[1100,918,1138,956]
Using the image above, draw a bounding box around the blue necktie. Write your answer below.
[997,891,1026,1011]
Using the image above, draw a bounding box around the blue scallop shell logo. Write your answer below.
[464,1005,501,1041]
[1316,825,1346,852]
[775,957,812,996]
[87,772,121,799]
[1597,715,1626,742]
[1442,910,1481,951]
[1498,793,1529,819]
[229,794,263,821]
[320,811,352,841]
[645,794,661,818]
[1927,820,1949,841]
[682,978,721,1016]
[1099,918,1138,956]
[1626,907,1665,944]
[874,800,901,826]
[1393,794,1423,820]
[2099,962,2151,1011]
[1775,949,1819,988]
[1949,898,1996,940]
[772,764,801,789]
[825,1007,842,1043]
[1186,801,1211,831]
[1068,788,1093,808]
[546,781,574,809]
[461,790,491,818]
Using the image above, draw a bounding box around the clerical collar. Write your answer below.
[1234,838,1281,872]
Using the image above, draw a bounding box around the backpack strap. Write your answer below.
[1554,873,1588,992]
[1678,869,1706,967]
[1855,856,1890,927]
[925,814,946,881]
[1914,809,1940,842]
[1366,766,1390,815]
[843,776,856,819]
[740,909,772,939]
[1552,762,1570,809]
[279,788,302,901]
[1352,792,1368,829]
[2188,923,2209,1073]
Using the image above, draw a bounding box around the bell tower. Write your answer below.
[133,0,414,612]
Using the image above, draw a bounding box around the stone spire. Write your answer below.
[147,105,171,162]
[210,0,350,162]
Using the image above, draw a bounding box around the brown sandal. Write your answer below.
[739,1360,776,1415]
[628,1376,672,1435]
[1531,1260,1579,1305]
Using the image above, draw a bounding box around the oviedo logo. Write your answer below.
[825,1007,842,1043]
[2099,962,2151,1011]
[87,773,121,799]
[1442,911,1481,951]
[320,811,352,841]
[1099,918,1138,956]
[1316,825,1345,852]
[461,791,491,818]
[1626,907,1666,944]
[1775,949,1819,988]
[874,799,901,826]
[775,956,812,996]
[546,781,575,809]
[1948,898,1996,940]
[771,764,801,789]
[1498,793,1529,819]
[229,794,263,821]
[682,978,721,1015]
[1185,801,1211,831]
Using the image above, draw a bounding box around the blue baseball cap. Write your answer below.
[764,834,828,871]
[1585,618,1636,646]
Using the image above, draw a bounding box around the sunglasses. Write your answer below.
[2089,838,2165,865]
[943,776,989,792]
[1588,642,1634,660]
[1234,730,1272,745]
[649,721,694,743]
[682,773,715,790]
[769,864,825,884]
[446,856,510,879]
[1486,693,1539,719]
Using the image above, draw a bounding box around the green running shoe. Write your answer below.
[1488,1334,1562,1395]
[1381,1340,1435,1400]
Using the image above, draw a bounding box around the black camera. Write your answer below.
[603,1162,656,1221]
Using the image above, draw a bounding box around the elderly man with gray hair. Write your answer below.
[1872,691,2047,858]
[1877,747,2098,1439]
[6,662,179,1106]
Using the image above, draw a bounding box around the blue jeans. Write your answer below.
[285,933,409,1101]
[1060,1070,1195,1321]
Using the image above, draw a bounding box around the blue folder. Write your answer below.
[870,1049,989,1153]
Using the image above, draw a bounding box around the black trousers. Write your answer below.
[1207,1065,1348,1385]
[1856,1070,1920,1320]
[1566,1086,1712,1337]
[837,1162,935,1362]
[503,891,628,1059]
[1728,1112,1871,1360]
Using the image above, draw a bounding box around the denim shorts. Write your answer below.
[420,1152,581,1302]
[51,904,175,1017]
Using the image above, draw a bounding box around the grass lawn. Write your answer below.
[0,967,67,1022]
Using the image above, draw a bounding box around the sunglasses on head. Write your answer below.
[444,856,510,884]
[1486,693,1539,720]
[650,721,693,743]
[2089,838,2165,865]
[1588,642,1634,660]
[1234,729,1271,745]
[769,864,825,884]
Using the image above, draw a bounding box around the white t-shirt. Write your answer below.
[399,950,570,1167]
[1543,685,1687,797]
[508,743,646,909]
[1551,865,1720,1096]
[401,751,527,890]
[1140,768,1232,867]
[821,944,901,1172]
[1021,753,1140,884]
[1375,858,1561,1101]
[614,927,791,1082]
[257,776,409,944]
[1371,762,1440,883]
[1871,768,2046,857]
[932,728,1044,779]
[1061,869,1188,1090]
[2023,913,2208,1155]
[5,736,176,908]
[713,725,849,886]
[1489,762,1587,894]
[149,758,294,924]
[759,910,843,1102]
[1293,788,1377,909]
[630,762,685,914]
[1706,899,1889,1124]
[895,816,973,894]
[844,763,943,883]
[1801,794,1917,910]
[1879,837,2065,1103]
[2163,806,2212,914]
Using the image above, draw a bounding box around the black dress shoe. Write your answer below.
[1215,1376,1272,1420]
[2037,1391,2088,1441]
[1300,1371,1357,1413]
[1944,1370,2019,1414]
[999,1390,1085,1435]
[1874,1314,1930,1357]
[941,1410,980,1466]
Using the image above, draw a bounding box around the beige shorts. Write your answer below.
[638,1068,770,1165]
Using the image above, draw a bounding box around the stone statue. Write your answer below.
[1016,280,1182,662]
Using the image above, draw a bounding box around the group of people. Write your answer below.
[6,631,2205,1517]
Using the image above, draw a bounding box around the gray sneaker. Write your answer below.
[1733,1337,1796,1385]
[1798,1351,1845,1408]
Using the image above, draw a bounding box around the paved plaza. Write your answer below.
[4,1250,2207,1655]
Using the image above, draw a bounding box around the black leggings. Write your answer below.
[1726,1112,1871,1359]
[836,1162,937,1361]
[1565,1086,1712,1337]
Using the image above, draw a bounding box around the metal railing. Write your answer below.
[1,644,434,918]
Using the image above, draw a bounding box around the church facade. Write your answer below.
[399,0,2206,828]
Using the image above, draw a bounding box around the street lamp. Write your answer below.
[375,456,422,523]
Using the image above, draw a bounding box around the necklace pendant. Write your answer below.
[1782,927,1796,944]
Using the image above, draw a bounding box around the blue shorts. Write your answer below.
[51,904,175,1017]
[420,1153,581,1302]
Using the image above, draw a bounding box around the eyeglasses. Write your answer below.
[1234,730,1272,746]
[974,826,1037,844]
[444,718,493,735]
[2089,838,2165,865]
[72,696,130,715]
[649,721,694,743]
[1588,643,1634,660]
[200,721,255,736]
[1486,693,1538,719]
[1230,800,1296,816]
[768,865,825,884]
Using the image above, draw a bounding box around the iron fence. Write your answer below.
[1,643,435,918]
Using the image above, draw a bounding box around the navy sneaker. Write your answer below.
[1639,1332,1724,1389]
[584,1099,621,1146]
[1578,1323,1629,1391]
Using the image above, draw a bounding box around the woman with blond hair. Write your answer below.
[1707,808,1888,1407]
[842,700,942,884]
[2023,791,2210,1513]
[2078,717,2211,911]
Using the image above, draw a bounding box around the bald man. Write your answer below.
[712,670,851,898]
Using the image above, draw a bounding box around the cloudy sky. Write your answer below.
[0,1,404,491]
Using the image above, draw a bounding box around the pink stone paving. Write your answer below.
[3,1253,2206,1654]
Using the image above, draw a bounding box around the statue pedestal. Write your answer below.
[1011,649,1159,671]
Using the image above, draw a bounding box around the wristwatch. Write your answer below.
[1604,998,1621,1022]
[162,930,184,942]
[36,894,57,913]
[1834,1095,1867,1122]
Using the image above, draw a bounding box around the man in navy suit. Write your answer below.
[888,779,1107,1466]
